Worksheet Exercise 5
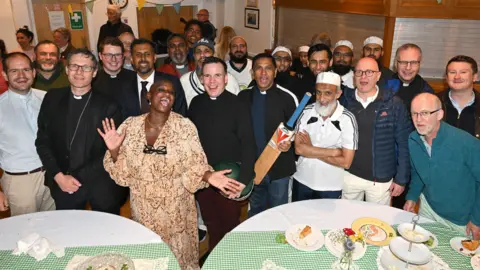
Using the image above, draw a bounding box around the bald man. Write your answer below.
[405,93,480,239]
[340,57,412,205]
[196,9,216,41]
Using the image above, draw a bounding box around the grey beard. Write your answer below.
[315,101,336,117]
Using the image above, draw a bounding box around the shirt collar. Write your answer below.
[8,88,33,100]
[137,71,155,86]
[59,44,68,53]
[355,85,379,104]
[329,101,344,121]
[448,90,475,113]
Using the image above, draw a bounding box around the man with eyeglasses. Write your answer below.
[226,36,252,90]
[437,55,480,139]
[157,34,195,78]
[0,52,55,216]
[180,38,240,107]
[196,9,216,41]
[340,57,412,206]
[332,40,355,90]
[36,48,127,214]
[131,38,187,116]
[93,37,137,121]
[184,20,204,61]
[390,43,433,112]
[362,36,394,85]
[97,5,133,53]
[118,32,135,71]
[405,93,480,239]
[293,72,358,201]
[32,40,69,91]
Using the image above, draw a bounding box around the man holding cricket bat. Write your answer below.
[238,53,299,217]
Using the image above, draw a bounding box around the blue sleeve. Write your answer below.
[423,81,435,93]
[387,79,401,94]
[467,137,480,225]
[393,98,414,185]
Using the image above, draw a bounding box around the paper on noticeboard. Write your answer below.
[48,11,66,31]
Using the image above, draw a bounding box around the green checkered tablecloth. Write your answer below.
[0,243,180,270]
[202,223,472,270]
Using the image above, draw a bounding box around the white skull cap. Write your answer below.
[316,71,341,89]
[363,36,383,47]
[272,46,292,58]
[298,46,310,53]
[334,40,354,51]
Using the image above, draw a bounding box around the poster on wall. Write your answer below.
[247,0,258,8]
[48,11,66,31]
[245,8,259,30]
[69,11,84,30]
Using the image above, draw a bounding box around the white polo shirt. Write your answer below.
[227,59,252,90]
[293,101,358,191]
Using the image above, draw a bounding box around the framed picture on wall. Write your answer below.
[246,0,258,8]
[245,8,260,30]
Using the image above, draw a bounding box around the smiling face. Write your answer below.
[53,31,68,48]
[168,36,188,65]
[66,54,97,89]
[315,83,340,117]
[363,44,383,61]
[107,8,121,23]
[273,51,292,73]
[446,61,478,92]
[252,57,276,91]
[185,24,202,47]
[194,45,214,70]
[229,37,248,63]
[16,33,32,48]
[132,43,155,76]
[36,43,59,72]
[201,62,227,98]
[100,44,124,74]
[147,80,176,113]
[2,55,35,93]
[395,48,421,83]
[309,50,331,76]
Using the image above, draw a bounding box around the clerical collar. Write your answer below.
[403,82,409,87]
[209,96,217,100]
[72,91,91,100]
[176,65,185,69]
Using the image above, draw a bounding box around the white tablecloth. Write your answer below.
[0,210,162,250]
[234,199,432,232]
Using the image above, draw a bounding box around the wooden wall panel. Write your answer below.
[392,0,480,19]
[276,0,386,16]
[137,6,194,40]
[31,1,90,49]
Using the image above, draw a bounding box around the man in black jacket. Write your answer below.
[97,5,133,53]
[35,48,127,214]
[239,53,298,217]
[188,56,256,250]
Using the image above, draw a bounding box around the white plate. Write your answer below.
[398,223,431,243]
[285,224,324,252]
[389,237,432,265]
[325,229,367,260]
[75,252,135,270]
[380,246,433,270]
[472,254,480,270]
[423,234,438,250]
[450,237,480,257]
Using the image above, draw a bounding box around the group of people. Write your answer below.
[0,4,479,270]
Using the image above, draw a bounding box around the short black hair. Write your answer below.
[2,52,34,71]
[130,38,155,53]
[16,26,34,42]
[66,48,98,70]
[252,53,277,69]
[99,37,125,54]
[308,43,332,61]
[167,33,187,46]
[34,40,60,56]
[184,19,205,36]
[201,56,227,75]
[446,55,478,75]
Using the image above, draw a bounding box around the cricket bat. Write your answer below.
[254,92,312,184]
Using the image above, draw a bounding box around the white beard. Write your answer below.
[315,101,337,117]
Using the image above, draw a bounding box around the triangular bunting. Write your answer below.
[67,4,74,16]
[85,1,94,13]
[172,2,181,14]
[155,4,164,15]
[137,0,146,11]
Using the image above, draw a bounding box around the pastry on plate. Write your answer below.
[299,225,312,239]
[462,240,480,251]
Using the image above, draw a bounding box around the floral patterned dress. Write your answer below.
[103,113,210,270]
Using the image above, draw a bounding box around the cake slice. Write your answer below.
[299,225,312,239]
[461,239,480,251]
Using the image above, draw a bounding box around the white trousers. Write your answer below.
[342,171,392,205]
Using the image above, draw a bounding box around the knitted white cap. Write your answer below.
[334,40,354,51]
[316,72,341,89]
[363,36,383,47]
[298,46,310,53]
[272,46,292,58]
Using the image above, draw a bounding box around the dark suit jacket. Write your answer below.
[35,87,124,198]
[133,71,187,117]
[60,43,75,61]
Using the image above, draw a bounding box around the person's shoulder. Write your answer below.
[340,106,356,123]
[171,111,197,129]
[180,71,192,82]
[31,88,46,99]
[276,84,299,104]
[238,86,253,98]
[0,91,8,104]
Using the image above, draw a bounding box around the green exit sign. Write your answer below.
[70,11,84,30]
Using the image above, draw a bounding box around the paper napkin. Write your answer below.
[12,233,65,261]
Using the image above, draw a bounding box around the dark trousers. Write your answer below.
[292,179,342,201]
[196,186,241,250]
[391,182,408,209]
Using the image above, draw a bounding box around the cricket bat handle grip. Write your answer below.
[286,92,312,128]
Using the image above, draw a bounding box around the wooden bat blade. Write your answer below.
[254,144,281,184]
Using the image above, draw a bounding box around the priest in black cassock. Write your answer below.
[188,57,256,251]
[93,37,138,121]
[36,48,128,214]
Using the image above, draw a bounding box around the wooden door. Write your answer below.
[137,6,194,40]
[31,0,90,49]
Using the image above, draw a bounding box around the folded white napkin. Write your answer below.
[262,259,287,270]
[65,255,169,270]
[12,233,65,261]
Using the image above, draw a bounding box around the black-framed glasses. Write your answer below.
[354,70,379,77]
[397,60,420,67]
[101,53,124,60]
[143,144,167,155]
[411,109,441,119]
[68,64,94,72]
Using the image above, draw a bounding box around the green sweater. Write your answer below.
[33,63,70,91]
[407,122,480,226]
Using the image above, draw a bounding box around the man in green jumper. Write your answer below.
[32,40,69,91]
[404,93,480,239]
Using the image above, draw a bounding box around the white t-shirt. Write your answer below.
[293,101,358,191]
[227,59,252,90]
[180,71,240,107]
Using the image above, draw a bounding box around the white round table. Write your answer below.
[234,199,432,232]
[0,210,162,250]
